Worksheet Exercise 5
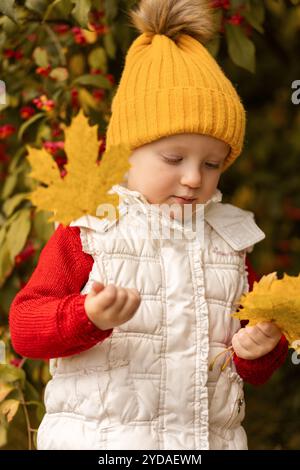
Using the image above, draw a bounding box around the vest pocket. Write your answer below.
[209,368,245,432]
[96,366,161,426]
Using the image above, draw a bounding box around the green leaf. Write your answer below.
[71,74,112,89]
[25,0,48,15]
[0,425,7,448]
[36,404,45,423]
[103,31,117,59]
[0,382,15,403]
[0,0,17,23]
[0,15,18,34]
[14,5,30,24]
[104,0,118,22]
[71,0,92,28]
[0,276,20,315]
[33,47,49,68]
[24,377,42,402]
[0,365,26,387]
[6,208,31,263]
[0,241,13,288]
[244,1,265,34]
[17,112,45,141]
[41,362,51,384]
[49,67,69,81]
[32,210,54,243]
[88,47,107,71]
[250,0,266,24]
[78,87,98,112]
[8,148,26,172]
[2,193,29,217]
[0,227,6,247]
[225,24,256,73]
[43,0,72,21]
[6,210,24,226]
[243,11,264,33]
[1,173,18,200]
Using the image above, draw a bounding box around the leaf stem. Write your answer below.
[16,383,32,450]
[42,24,66,66]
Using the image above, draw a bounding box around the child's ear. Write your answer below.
[122,172,129,186]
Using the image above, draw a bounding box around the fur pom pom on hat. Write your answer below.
[129,0,217,44]
[105,0,246,172]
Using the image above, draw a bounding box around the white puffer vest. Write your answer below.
[37,184,265,450]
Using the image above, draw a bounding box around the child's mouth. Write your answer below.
[172,196,196,204]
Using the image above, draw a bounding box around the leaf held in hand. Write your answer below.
[232,272,300,352]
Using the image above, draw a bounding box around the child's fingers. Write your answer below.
[232,333,254,360]
[236,329,258,351]
[90,281,105,295]
[118,289,141,321]
[107,287,129,313]
[244,325,266,345]
[256,321,281,338]
[105,287,140,324]
[96,284,118,309]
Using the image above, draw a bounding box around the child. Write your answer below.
[9,0,288,450]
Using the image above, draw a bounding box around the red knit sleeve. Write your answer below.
[233,256,289,385]
[9,224,112,360]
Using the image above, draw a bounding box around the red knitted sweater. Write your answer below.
[9,224,288,385]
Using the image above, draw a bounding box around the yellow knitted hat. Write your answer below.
[105,0,246,173]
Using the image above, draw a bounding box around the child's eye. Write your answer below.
[205,162,220,170]
[162,155,182,164]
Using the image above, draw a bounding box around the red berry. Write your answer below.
[53,24,69,34]
[0,124,16,139]
[20,106,35,119]
[227,14,244,26]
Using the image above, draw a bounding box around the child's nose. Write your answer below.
[180,170,202,188]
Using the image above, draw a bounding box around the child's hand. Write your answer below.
[84,281,141,331]
[232,322,282,360]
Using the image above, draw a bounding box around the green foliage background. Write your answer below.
[0,0,299,450]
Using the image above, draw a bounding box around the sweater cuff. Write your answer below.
[57,294,113,350]
[233,334,289,386]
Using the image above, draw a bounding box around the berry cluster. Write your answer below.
[3,49,23,60]
[33,95,55,112]
[212,0,248,31]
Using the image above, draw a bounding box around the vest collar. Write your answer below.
[70,184,265,251]
[110,183,223,207]
[70,185,222,236]
[107,184,223,238]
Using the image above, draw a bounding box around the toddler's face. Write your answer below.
[126,133,230,216]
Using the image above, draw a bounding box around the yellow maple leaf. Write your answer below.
[0,399,20,423]
[25,110,132,226]
[232,271,300,352]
